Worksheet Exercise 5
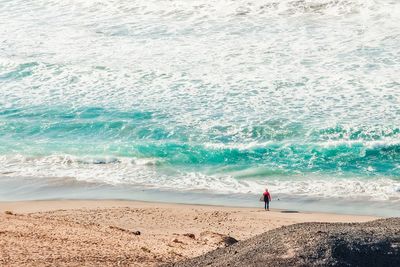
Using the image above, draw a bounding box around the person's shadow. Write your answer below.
[280,210,299,213]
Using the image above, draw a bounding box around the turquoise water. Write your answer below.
[0,0,400,208]
[1,106,400,177]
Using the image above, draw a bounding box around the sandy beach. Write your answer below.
[0,200,378,266]
[2,0,400,266]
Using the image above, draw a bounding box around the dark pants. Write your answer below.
[264,200,269,210]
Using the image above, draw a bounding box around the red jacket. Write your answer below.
[263,191,271,201]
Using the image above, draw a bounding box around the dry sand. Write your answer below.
[0,200,378,266]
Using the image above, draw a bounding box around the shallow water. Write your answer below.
[0,0,399,213]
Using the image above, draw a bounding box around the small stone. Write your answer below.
[183,233,195,239]
[141,247,150,253]
[133,231,141,235]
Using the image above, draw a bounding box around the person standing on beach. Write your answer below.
[262,188,272,211]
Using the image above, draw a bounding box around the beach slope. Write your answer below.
[171,218,400,267]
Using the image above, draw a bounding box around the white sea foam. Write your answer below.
[0,155,398,202]
[1,0,399,134]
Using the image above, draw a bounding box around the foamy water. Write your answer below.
[1,0,400,208]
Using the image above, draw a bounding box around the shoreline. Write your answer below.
[2,175,398,217]
[0,198,383,218]
[0,199,379,266]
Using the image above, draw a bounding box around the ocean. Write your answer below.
[0,0,399,216]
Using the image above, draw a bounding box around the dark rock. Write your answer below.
[167,218,400,267]
[172,238,184,244]
[183,233,196,239]
[222,236,238,246]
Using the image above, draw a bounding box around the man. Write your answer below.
[263,188,272,211]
